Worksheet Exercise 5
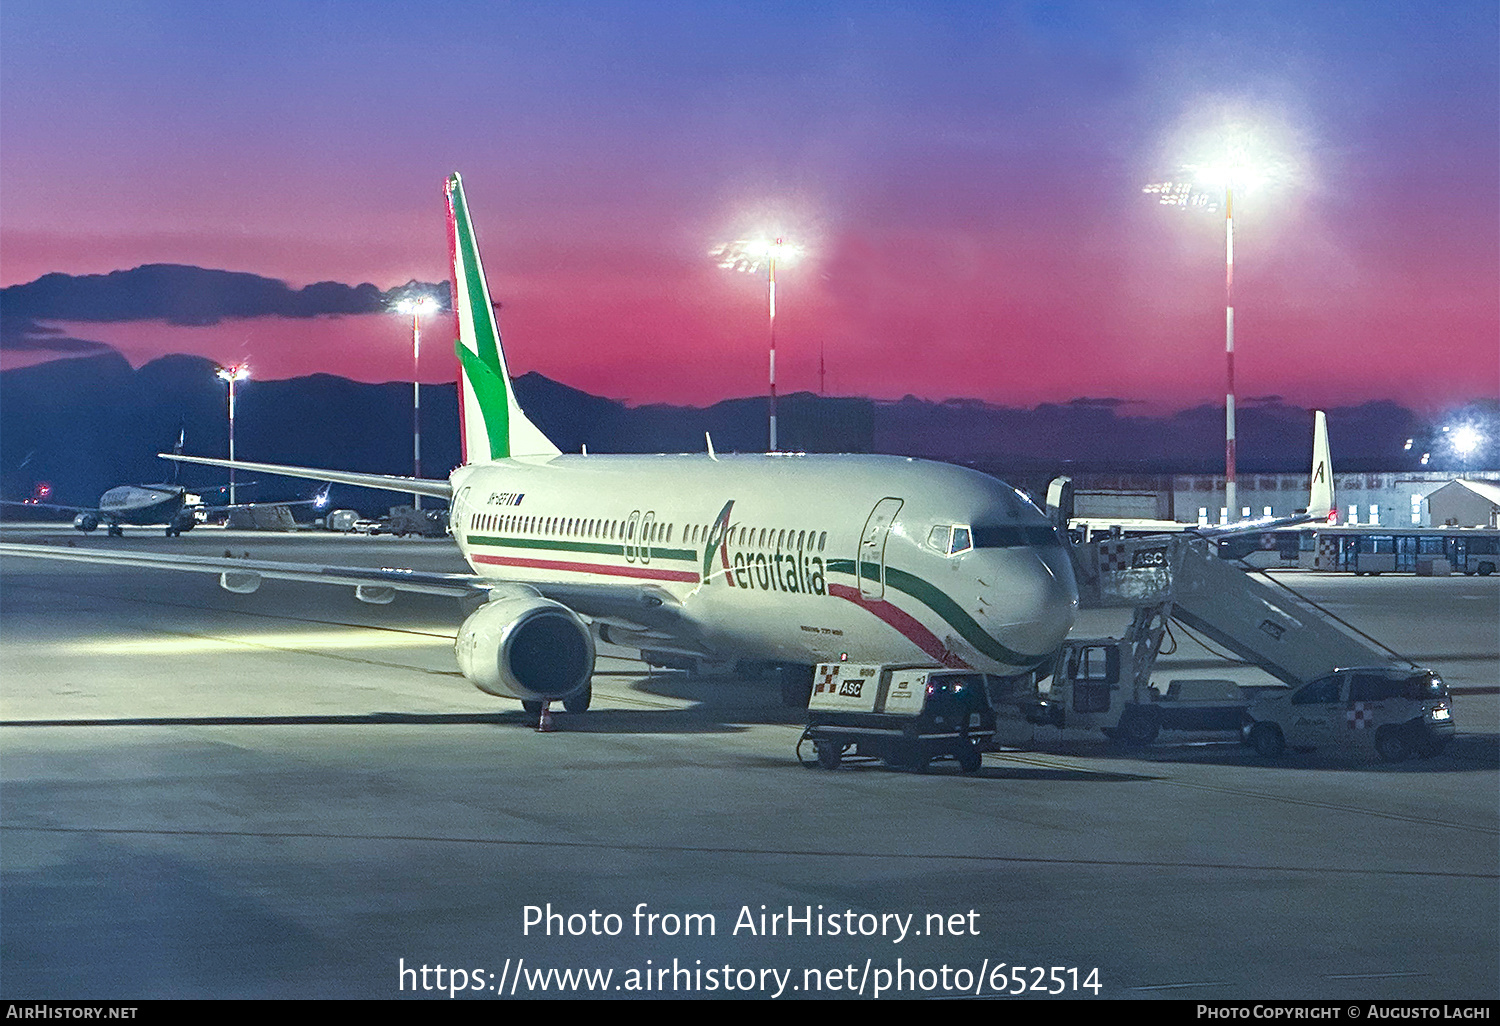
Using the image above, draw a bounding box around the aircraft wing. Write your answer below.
[0,500,102,516]
[160,454,453,501]
[0,543,689,634]
[1185,511,1325,540]
[192,485,332,517]
[0,543,483,598]
[530,580,689,634]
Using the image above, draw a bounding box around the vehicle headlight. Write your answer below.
[1428,706,1451,721]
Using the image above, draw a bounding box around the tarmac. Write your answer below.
[1,524,1496,1000]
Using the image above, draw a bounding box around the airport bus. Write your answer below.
[1227,526,1500,575]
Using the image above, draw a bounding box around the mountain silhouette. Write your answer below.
[0,352,1474,514]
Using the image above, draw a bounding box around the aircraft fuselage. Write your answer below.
[449,453,1078,674]
[94,485,189,527]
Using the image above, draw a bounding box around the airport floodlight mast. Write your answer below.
[1145,164,1249,519]
[395,295,439,509]
[215,363,250,506]
[1449,425,1482,478]
[711,236,804,452]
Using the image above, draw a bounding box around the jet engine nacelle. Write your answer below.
[454,593,596,702]
[73,513,100,532]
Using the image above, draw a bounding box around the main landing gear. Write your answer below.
[522,683,593,730]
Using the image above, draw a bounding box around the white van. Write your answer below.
[1245,668,1455,762]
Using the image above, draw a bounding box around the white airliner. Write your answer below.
[4,476,328,537]
[1,173,1093,713]
[23,482,206,536]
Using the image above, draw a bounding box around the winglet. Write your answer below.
[1307,410,1334,523]
[446,172,560,463]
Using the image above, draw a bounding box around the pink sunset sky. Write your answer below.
[2,1,1495,415]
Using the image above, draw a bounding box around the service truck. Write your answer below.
[1038,633,1252,744]
[323,509,360,532]
[801,662,996,772]
[382,505,449,537]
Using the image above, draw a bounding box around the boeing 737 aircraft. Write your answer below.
[3,432,327,536]
[24,481,206,536]
[5,477,329,536]
[1,173,1322,716]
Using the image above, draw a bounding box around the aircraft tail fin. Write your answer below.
[1307,410,1334,523]
[1186,409,1336,539]
[445,172,560,463]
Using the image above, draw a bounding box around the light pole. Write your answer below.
[712,236,804,452]
[396,296,438,508]
[1450,425,1481,480]
[215,363,250,505]
[1145,160,1257,520]
[1220,176,1238,519]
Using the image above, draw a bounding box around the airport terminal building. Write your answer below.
[1068,469,1500,527]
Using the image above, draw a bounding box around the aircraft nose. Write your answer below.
[980,546,1078,658]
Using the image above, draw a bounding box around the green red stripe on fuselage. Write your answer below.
[472,552,699,582]
[466,534,698,582]
[824,558,1050,669]
[463,532,1050,670]
[826,581,968,668]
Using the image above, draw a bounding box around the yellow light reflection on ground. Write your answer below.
[77,630,456,656]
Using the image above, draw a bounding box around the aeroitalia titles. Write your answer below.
[704,500,828,596]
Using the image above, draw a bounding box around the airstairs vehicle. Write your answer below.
[1027,523,1452,761]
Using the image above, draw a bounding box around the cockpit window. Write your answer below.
[971,525,1062,548]
[934,523,1054,555]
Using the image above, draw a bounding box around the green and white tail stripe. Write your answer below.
[446,172,560,463]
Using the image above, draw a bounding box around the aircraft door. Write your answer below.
[640,511,655,565]
[451,487,473,545]
[858,497,904,601]
[625,510,641,563]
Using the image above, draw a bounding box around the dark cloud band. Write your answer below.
[0,265,449,351]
